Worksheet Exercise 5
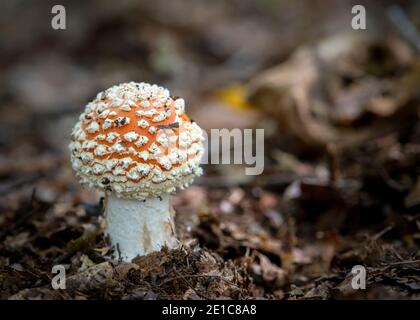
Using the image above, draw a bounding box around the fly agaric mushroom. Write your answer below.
[69,82,204,261]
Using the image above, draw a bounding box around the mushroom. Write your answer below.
[69,82,204,261]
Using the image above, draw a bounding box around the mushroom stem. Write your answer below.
[105,194,177,261]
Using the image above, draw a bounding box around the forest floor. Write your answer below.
[1,122,420,299]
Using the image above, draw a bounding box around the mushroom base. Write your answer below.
[105,194,178,261]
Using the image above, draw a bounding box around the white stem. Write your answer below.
[105,194,177,261]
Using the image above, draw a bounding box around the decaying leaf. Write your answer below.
[247,33,420,148]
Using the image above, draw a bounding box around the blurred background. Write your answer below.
[1,0,420,299]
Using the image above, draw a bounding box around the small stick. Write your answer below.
[387,5,420,53]
[326,143,338,187]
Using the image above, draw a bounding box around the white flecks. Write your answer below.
[165,108,172,118]
[151,112,167,122]
[103,119,113,130]
[120,104,132,112]
[188,142,202,156]
[128,100,138,107]
[139,100,150,108]
[69,141,81,152]
[179,131,193,148]
[101,82,172,105]
[96,101,107,108]
[168,150,178,164]
[82,140,97,149]
[127,163,150,181]
[127,168,140,180]
[138,150,149,161]
[71,158,82,170]
[123,131,139,142]
[156,133,169,147]
[118,157,132,169]
[148,143,161,157]
[75,129,86,141]
[162,89,170,99]
[137,119,149,128]
[85,102,96,113]
[96,134,106,141]
[96,91,106,100]
[135,135,148,148]
[152,100,162,107]
[111,97,124,107]
[105,159,118,171]
[98,109,110,119]
[81,152,94,163]
[81,166,92,175]
[112,166,125,176]
[169,149,185,164]
[110,142,126,154]
[123,91,136,100]
[106,132,120,143]
[151,167,166,183]
[135,110,144,117]
[158,156,172,170]
[93,164,105,174]
[94,144,108,156]
[86,121,100,133]
[108,111,118,117]
[148,126,157,134]
[136,108,157,118]
[136,163,151,176]
[174,98,185,112]
[144,109,157,118]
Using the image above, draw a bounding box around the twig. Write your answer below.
[171,268,210,299]
[377,165,407,192]
[326,143,338,187]
[387,5,420,53]
[383,260,420,267]
[116,243,122,263]
[372,226,393,241]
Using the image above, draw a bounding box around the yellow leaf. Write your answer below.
[213,84,253,110]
